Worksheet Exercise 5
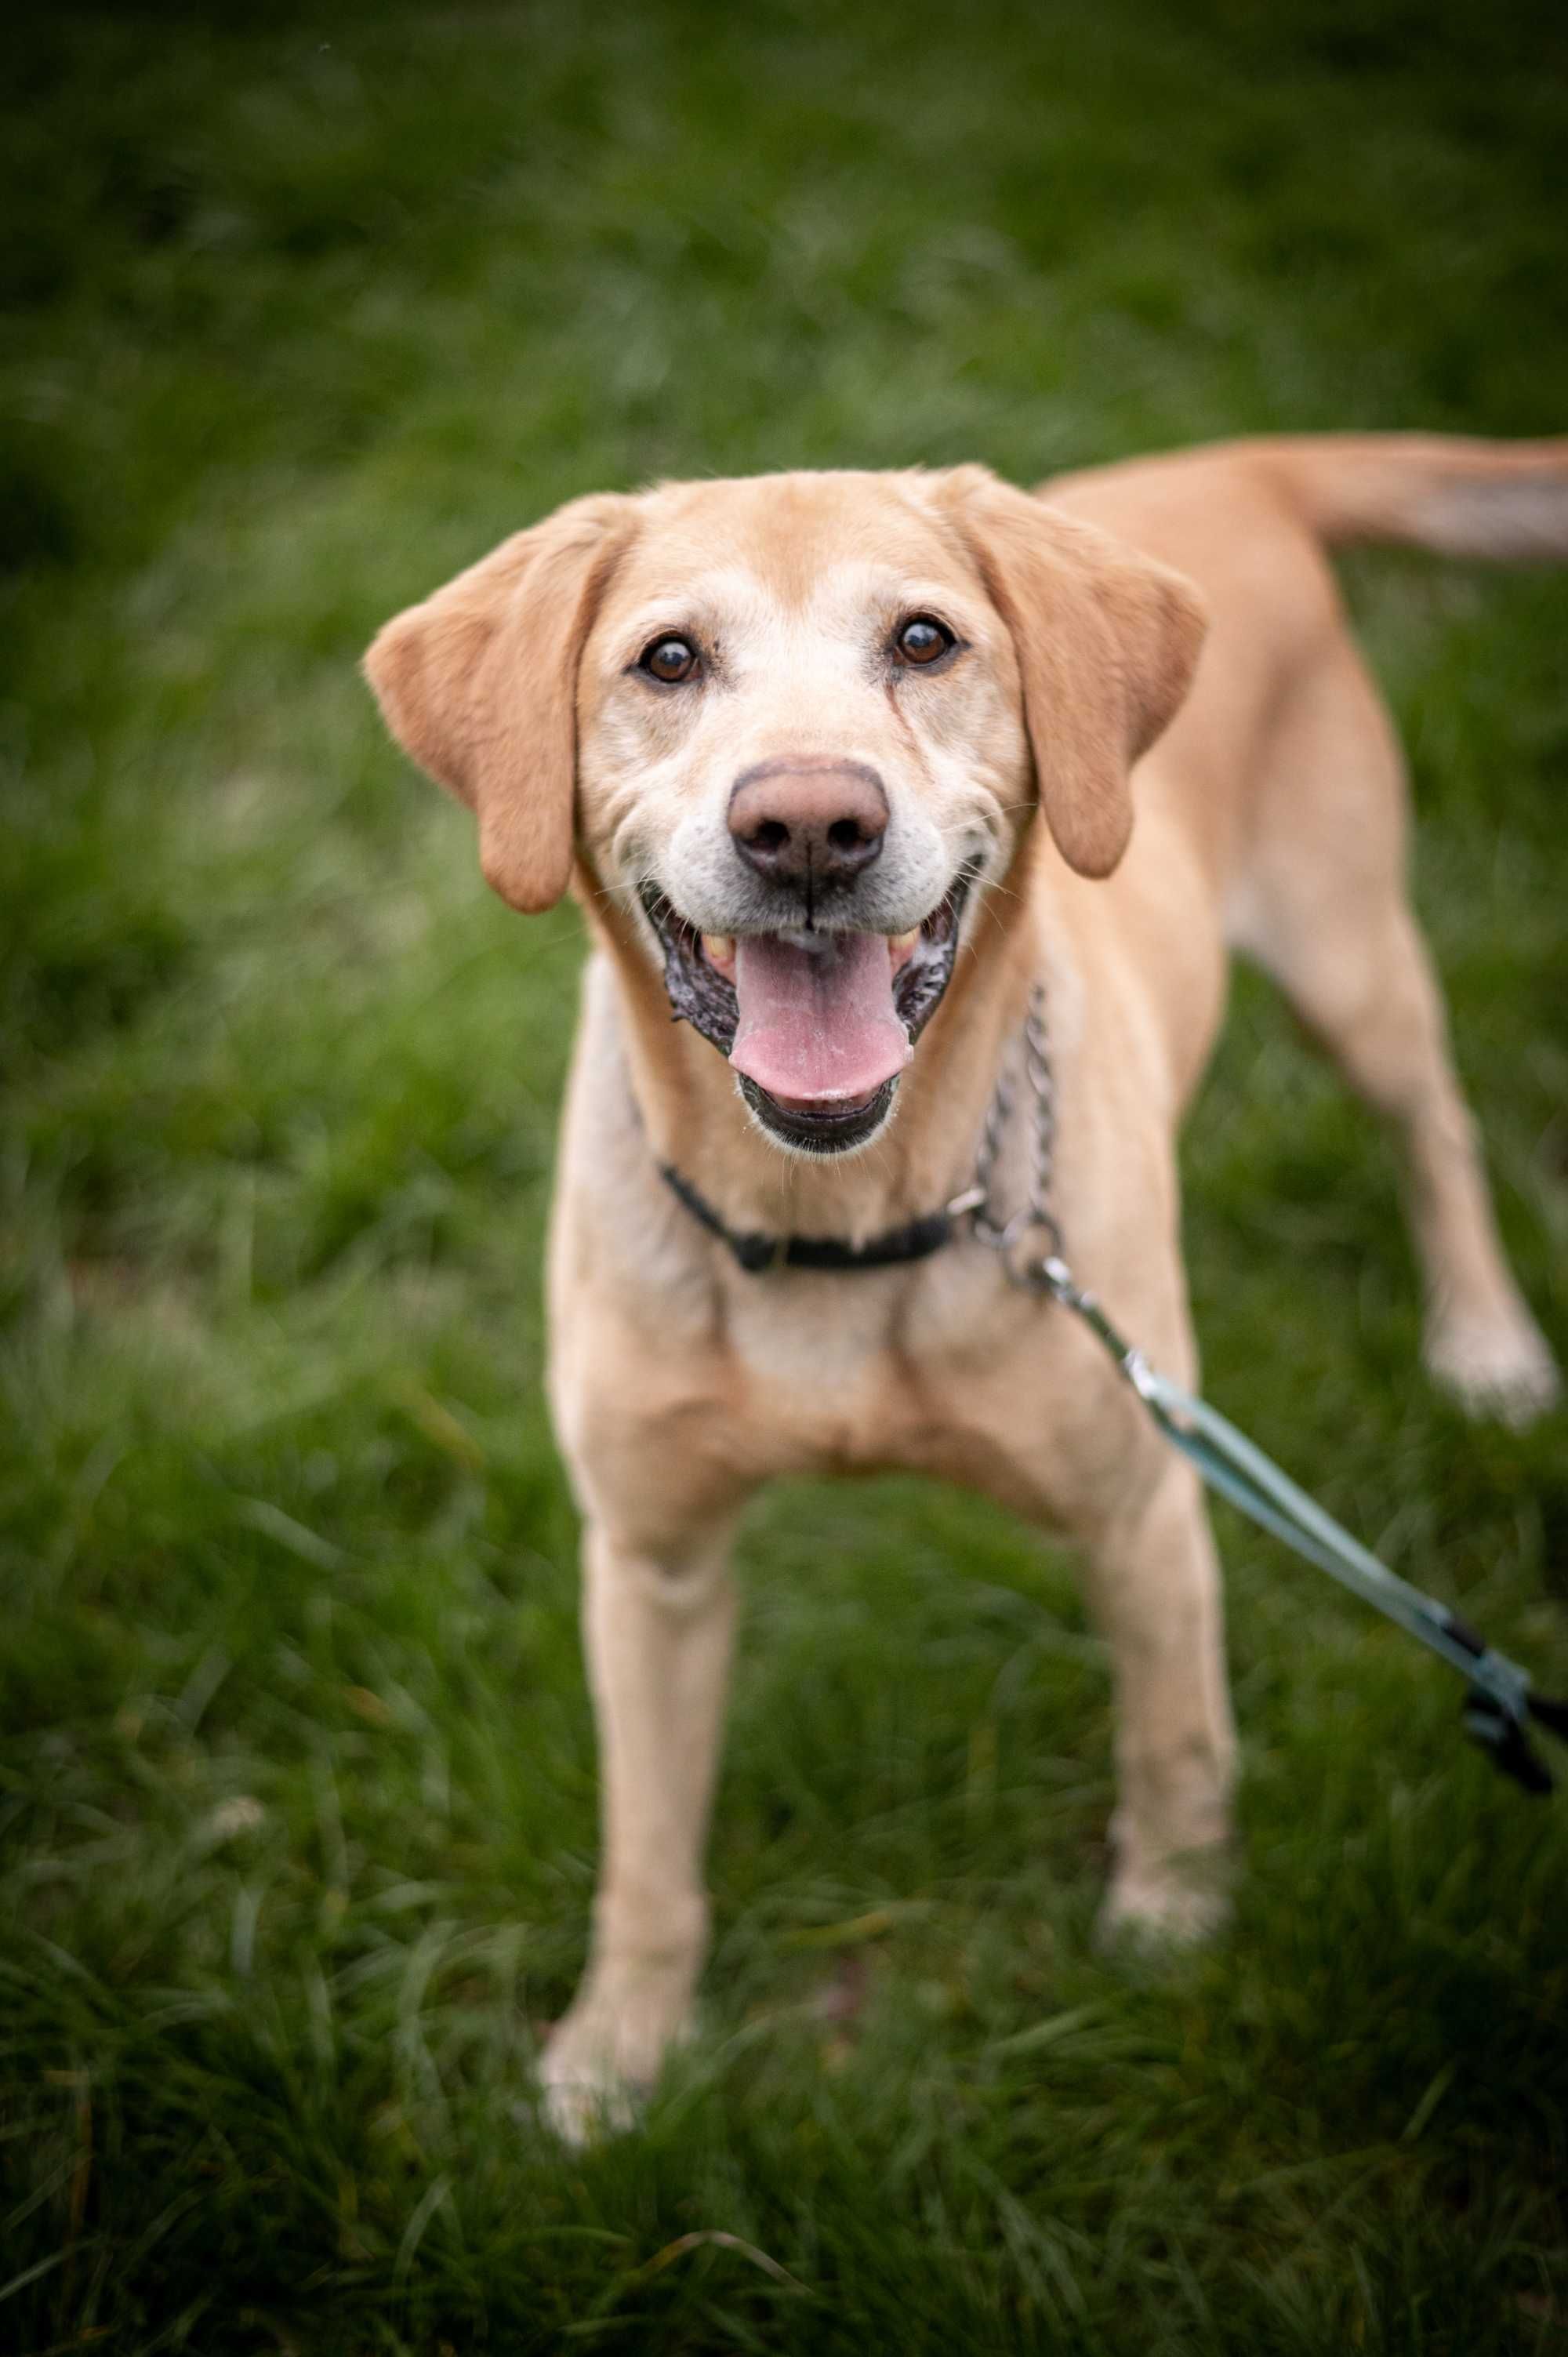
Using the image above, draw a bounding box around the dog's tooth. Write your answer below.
[889,928,920,964]
[702,933,735,967]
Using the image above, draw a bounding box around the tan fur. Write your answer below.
[365,492,633,912]
[938,467,1210,877]
[367,434,1563,2137]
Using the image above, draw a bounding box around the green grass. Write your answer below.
[3,2,1567,2348]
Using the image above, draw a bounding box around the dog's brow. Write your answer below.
[605,565,779,653]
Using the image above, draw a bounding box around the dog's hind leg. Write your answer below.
[1230,637,1559,1425]
[539,1510,741,2143]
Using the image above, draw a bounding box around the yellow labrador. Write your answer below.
[367,434,1563,2135]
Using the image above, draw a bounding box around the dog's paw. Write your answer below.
[536,2025,648,2147]
[1096,1858,1230,1957]
[536,1973,697,2147]
[1425,1308,1560,1429]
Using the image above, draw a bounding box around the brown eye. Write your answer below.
[640,635,699,684]
[895,615,954,666]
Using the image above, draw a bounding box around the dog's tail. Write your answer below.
[1250,433,1568,561]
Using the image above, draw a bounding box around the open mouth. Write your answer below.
[640,867,975,1154]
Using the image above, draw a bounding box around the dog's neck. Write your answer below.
[579,850,1044,1246]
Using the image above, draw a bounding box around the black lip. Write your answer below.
[639,864,977,1155]
[736,1073,899,1156]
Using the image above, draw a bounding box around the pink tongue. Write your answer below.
[730,932,912,1106]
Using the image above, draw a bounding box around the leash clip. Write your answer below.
[1465,1686,1568,1796]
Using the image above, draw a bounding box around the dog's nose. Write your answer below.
[728,762,888,888]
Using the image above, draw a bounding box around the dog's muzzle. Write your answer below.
[640,866,977,1155]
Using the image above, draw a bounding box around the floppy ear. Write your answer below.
[363,492,632,913]
[937,467,1208,878]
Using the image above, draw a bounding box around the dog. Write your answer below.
[366,433,1564,2137]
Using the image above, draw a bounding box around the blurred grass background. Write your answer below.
[2,2,1566,2350]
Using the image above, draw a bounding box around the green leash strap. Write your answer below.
[1031,1254,1568,1796]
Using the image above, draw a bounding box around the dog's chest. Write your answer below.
[712,1254,1138,1520]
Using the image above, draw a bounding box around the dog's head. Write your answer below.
[366,467,1205,1156]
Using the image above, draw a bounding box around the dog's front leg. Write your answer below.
[1083,1455,1237,1946]
[539,1515,739,2141]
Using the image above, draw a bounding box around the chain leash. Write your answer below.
[949,976,1567,1794]
[949,981,1073,1294]
[950,980,1158,1367]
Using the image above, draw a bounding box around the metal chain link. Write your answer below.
[951,982,1066,1282]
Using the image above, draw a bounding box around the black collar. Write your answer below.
[660,1160,957,1274]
